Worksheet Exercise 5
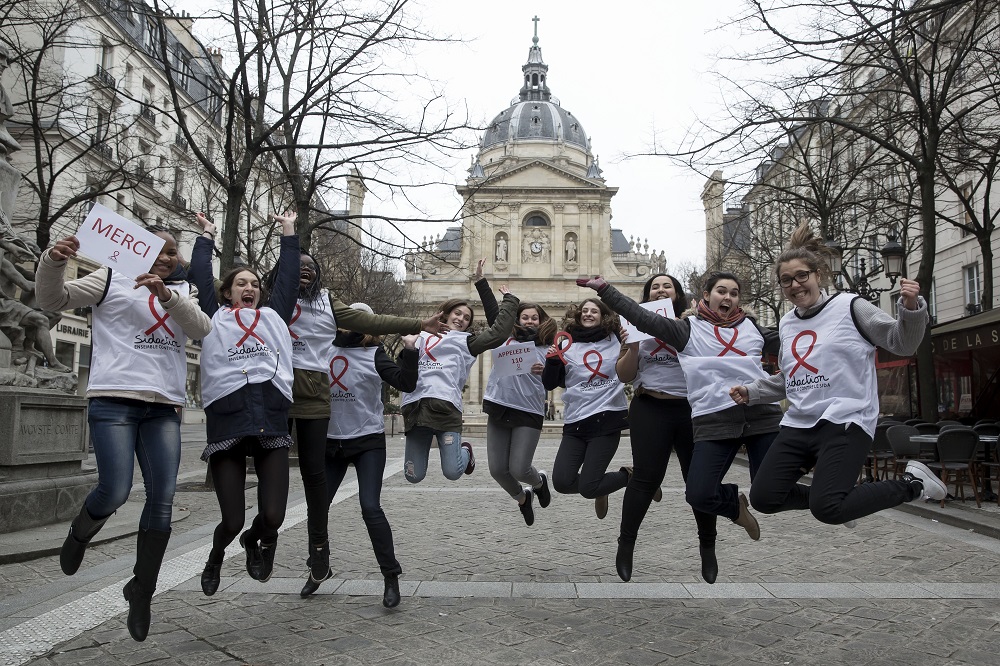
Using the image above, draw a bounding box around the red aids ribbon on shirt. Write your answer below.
[144,294,175,337]
[714,326,747,357]
[424,334,443,361]
[234,309,266,346]
[329,356,349,389]
[288,303,301,340]
[546,331,573,364]
[649,338,676,356]
[583,350,610,381]
[789,330,820,377]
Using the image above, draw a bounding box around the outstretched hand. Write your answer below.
[576,275,608,291]
[195,212,216,237]
[421,312,446,335]
[273,210,297,236]
[49,236,80,262]
[474,258,485,280]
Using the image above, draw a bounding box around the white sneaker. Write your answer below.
[904,461,948,501]
[843,520,857,529]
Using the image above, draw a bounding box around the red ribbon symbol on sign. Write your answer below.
[649,338,676,356]
[714,326,747,357]
[144,294,175,337]
[329,356,349,389]
[424,334,443,361]
[288,303,301,340]
[789,330,819,377]
[234,309,266,346]
[546,331,573,364]
[583,350,609,381]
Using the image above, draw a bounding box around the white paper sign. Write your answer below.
[619,300,676,344]
[75,203,165,280]
[490,341,536,378]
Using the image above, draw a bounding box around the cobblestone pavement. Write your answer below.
[2,427,1000,665]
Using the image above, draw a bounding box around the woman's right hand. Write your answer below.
[474,258,485,280]
[401,334,419,350]
[196,212,216,238]
[49,236,80,261]
[729,386,749,405]
[575,275,608,291]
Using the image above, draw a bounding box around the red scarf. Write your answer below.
[696,299,747,328]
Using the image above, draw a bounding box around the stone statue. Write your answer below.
[495,236,508,263]
[0,44,21,160]
[565,237,577,263]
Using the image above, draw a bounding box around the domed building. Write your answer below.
[405,23,663,415]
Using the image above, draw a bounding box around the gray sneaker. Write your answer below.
[904,461,948,501]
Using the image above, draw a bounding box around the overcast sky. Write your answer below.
[389,0,753,273]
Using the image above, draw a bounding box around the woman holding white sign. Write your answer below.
[579,272,781,580]
[474,270,555,526]
[263,250,444,598]
[36,227,211,641]
[731,223,945,528]
[190,211,299,595]
[298,303,418,606]
[400,288,518,484]
[542,298,630,519]
[613,273,720,583]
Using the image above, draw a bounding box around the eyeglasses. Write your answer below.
[778,270,815,288]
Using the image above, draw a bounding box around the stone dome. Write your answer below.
[481,101,588,150]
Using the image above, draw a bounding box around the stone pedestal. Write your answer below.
[0,387,94,533]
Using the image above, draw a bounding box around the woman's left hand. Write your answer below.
[134,273,171,301]
[499,284,510,295]
[530,362,544,375]
[898,278,920,311]
[273,210,297,236]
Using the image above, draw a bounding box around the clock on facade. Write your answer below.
[530,241,542,254]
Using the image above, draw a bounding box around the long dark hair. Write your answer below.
[516,302,557,345]
[640,273,688,316]
[437,298,475,329]
[219,266,267,307]
[264,251,323,301]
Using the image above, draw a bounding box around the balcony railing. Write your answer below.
[94,65,116,89]
[173,133,189,152]
[171,192,187,210]
[90,136,113,160]
[138,105,156,125]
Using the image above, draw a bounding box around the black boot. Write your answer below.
[201,551,223,596]
[60,505,110,576]
[123,528,170,642]
[699,543,718,584]
[258,539,277,583]
[616,537,635,582]
[383,574,401,608]
[300,541,333,598]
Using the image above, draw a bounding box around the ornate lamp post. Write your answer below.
[825,232,905,300]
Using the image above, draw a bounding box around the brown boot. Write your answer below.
[733,493,760,541]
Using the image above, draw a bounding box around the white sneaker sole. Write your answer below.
[906,460,948,501]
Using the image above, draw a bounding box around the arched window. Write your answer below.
[524,214,549,227]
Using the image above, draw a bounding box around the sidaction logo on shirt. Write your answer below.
[289,303,306,351]
[226,309,273,360]
[329,356,357,400]
[419,334,445,370]
[785,330,831,393]
[578,350,617,391]
[647,338,678,364]
[133,294,182,352]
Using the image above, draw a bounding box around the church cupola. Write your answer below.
[519,16,551,102]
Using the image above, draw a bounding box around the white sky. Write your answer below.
[393,0,748,271]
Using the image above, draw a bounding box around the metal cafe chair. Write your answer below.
[915,422,940,435]
[905,419,927,426]
[937,420,963,428]
[928,429,981,508]
[940,423,967,433]
[980,441,1000,507]
[887,425,922,479]
[865,422,895,481]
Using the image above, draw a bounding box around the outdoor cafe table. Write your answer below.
[909,433,999,498]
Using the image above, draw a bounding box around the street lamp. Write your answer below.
[825,232,905,300]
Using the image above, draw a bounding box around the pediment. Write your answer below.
[479,160,602,190]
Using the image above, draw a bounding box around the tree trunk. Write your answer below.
[979,231,994,311]
[913,172,939,421]
[219,186,246,275]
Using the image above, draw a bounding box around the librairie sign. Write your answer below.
[618,300,676,344]
[75,203,165,280]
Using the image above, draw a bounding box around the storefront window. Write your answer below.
[186,362,202,408]
[55,340,75,369]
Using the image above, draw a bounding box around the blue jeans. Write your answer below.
[85,397,182,531]
[685,431,776,521]
[404,426,467,482]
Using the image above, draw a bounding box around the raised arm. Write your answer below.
[34,236,111,311]
[267,212,301,324]
[332,299,445,337]
[851,279,928,356]
[579,278,691,350]
[468,292,519,356]
[189,213,220,317]
[473,259,500,325]
[375,339,419,393]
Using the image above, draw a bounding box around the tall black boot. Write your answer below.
[60,504,111,575]
[699,541,718,584]
[383,574,401,608]
[616,537,635,582]
[123,528,170,642]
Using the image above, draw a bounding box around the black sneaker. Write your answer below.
[239,531,262,580]
[535,471,551,508]
[461,441,476,475]
[519,488,535,526]
[258,540,276,583]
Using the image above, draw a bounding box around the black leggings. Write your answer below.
[620,395,717,546]
[208,440,289,562]
[552,431,628,498]
[293,417,331,546]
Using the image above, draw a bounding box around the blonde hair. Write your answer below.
[775,222,833,287]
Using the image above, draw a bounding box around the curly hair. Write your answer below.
[563,298,620,336]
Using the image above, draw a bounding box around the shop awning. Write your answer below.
[931,308,1000,353]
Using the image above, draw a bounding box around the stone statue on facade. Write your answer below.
[565,237,577,263]
[495,236,508,263]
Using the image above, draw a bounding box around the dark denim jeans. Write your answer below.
[86,397,181,531]
[685,431,776,521]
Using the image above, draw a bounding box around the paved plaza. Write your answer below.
[2,425,1000,665]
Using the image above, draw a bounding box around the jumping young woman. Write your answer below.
[579,272,781,580]
[400,289,518,484]
[298,302,418,606]
[542,298,630,519]
[473,263,554,526]
[36,228,211,641]
[266,251,444,596]
[190,211,298,595]
[612,273,717,583]
[732,222,946,528]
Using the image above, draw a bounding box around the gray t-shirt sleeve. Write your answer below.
[851,295,929,356]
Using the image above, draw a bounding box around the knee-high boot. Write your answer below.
[123,528,170,642]
[60,504,111,575]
